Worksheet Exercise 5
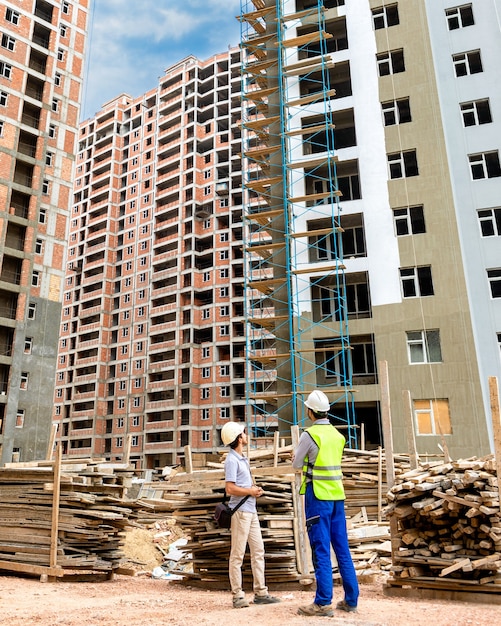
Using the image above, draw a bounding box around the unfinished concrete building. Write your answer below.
[240,0,500,459]
[53,0,500,469]
[54,51,247,469]
[0,0,89,464]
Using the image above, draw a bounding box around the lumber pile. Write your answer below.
[150,445,397,587]
[384,455,501,593]
[0,459,136,578]
[158,464,302,586]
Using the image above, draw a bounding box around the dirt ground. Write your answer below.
[1,523,501,625]
[1,573,501,626]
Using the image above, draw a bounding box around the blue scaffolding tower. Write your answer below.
[240,0,357,448]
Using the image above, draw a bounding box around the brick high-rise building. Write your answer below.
[0,0,90,464]
[54,51,246,469]
[54,0,501,470]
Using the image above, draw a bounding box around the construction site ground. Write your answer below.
[0,525,499,626]
[1,572,501,626]
[1,519,501,625]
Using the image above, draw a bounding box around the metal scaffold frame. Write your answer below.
[240,0,356,448]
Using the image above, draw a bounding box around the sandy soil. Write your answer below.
[1,573,501,626]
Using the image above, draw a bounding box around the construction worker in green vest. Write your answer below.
[292,389,359,617]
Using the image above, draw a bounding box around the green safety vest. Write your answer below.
[300,423,346,501]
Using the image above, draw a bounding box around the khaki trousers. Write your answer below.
[229,510,268,598]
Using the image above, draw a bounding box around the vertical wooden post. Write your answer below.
[379,360,399,564]
[124,434,132,465]
[402,390,419,470]
[291,425,313,579]
[46,423,58,461]
[50,443,62,570]
[488,377,501,509]
[379,360,395,489]
[184,445,193,474]
[273,431,279,467]
[377,446,383,523]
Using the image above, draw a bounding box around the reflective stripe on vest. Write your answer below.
[300,423,346,500]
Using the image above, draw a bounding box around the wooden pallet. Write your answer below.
[384,576,501,605]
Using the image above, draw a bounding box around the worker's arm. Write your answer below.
[225,481,263,498]
[292,431,318,471]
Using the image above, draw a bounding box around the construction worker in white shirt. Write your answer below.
[221,421,281,609]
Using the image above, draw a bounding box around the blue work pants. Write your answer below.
[304,483,359,607]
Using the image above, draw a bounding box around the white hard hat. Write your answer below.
[221,421,246,446]
[304,390,330,413]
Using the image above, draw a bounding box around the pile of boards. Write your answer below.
[150,446,396,588]
[384,455,501,595]
[0,459,136,579]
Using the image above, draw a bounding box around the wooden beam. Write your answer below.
[49,443,62,570]
[379,360,395,489]
[379,359,399,564]
[292,262,345,275]
[285,123,335,137]
[280,31,333,49]
[291,425,312,577]
[286,88,336,108]
[0,559,64,578]
[377,446,383,523]
[273,431,280,467]
[46,423,58,461]
[288,154,338,169]
[489,376,501,509]
[123,434,132,464]
[184,445,193,474]
[402,390,419,470]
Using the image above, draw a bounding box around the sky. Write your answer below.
[80,0,242,121]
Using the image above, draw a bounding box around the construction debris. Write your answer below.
[146,445,397,588]
[0,444,400,585]
[384,455,501,597]
[0,457,136,579]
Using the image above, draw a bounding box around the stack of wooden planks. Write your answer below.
[148,445,397,588]
[0,458,136,579]
[384,455,501,596]
[158,465,301,586]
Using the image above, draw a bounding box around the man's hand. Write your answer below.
[251,485,264,497]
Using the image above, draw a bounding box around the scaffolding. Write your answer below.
[240,0,357,448]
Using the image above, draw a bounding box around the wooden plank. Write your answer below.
[0,559,64,577]
[439,558,471,577]
[379,360,395,489]
[124,435,132,464]
[286,88,337,108]
[49,443,62,569]
[291,425,313,580]
[281,31,332,49]
[273,431,279,467]
[432,490,481,509]
[184,445,193,474]
[379,360,399,564]
[377,447,383,523]
[46,424,58,461]
[403,390,419,470]
[489,376,501,508]
[383,583,501,604]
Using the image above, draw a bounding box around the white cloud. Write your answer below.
[81,0,241,119]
